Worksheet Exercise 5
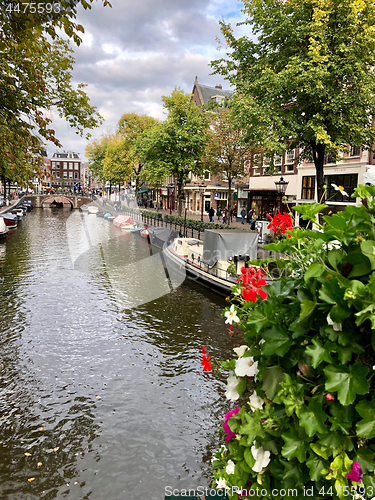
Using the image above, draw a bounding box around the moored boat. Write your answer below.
[113,215,137,230]
[140,228,150,240]
[0,217,9,240]
[80,205,89,212]
[88,206,99,214]
[0,213,17,228]
[163,229,259,296]
[148,227,180,250]
[96,211,105,218]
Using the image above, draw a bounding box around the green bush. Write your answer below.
[212,185,375,500]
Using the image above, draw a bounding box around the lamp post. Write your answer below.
[199,182,206,222]
[168,183,174,214]
[274,176,289,211]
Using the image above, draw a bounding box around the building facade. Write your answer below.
[50,151,81,189]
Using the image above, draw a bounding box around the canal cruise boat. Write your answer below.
[163,229,259,297]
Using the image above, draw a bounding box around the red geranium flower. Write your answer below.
[237,266,268,302]
[266,210,294,238]
[201,347,212,371]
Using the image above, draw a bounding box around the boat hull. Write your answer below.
[163,244,235,297]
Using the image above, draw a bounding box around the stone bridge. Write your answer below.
[22,194,93,209]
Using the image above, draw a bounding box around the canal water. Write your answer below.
[0,208,237,500]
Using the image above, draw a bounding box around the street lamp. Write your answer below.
[274,176,289,196]
[199,182,206,222]
[168,183,174,214]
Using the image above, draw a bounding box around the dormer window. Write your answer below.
[211,95,223,105]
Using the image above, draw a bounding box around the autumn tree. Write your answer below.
[117,113,158,199]
[138,88,209,216]
[0,0,110,191]
[102,136,133,197]
[203,108,255,224]
[212,0,375,202]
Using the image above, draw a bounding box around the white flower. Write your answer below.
[331,183,349,196]
[225,305,239,325]
[323,239,342,251]
[249,391,264,411]
[327,312,342,331]
[225,460,235,475]
[216,477,228,489]
[364,165,375,185]
[233,345,248,357]
[235,356,259,378]
[373,365,375,371]
[251,444,271,473]
[225,372,241,401]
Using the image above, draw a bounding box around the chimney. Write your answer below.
[215,84,222,89]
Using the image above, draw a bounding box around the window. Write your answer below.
[350,145,360,157]
[63,162,67,169]
[63,172,67,179]
[74,162,79,170]
[55,172,60,179]
[222,171,228,182]
[69,172,73,179]
[52,162,55,168]
[204,171,210,181]
[74,172,78,179]
[56,162,60,168]
[325,174,358,202]
[301,176,315,200]
[253,154,261,175]
[285,149,295,172]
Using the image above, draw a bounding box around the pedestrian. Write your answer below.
[250,214,257,231]
[223,208,228,224]
[208,206,215,222]
[248,208,254,225]
[217,208,222,221]
[240,207,246,224]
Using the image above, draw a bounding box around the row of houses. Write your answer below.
[141,77,371,223]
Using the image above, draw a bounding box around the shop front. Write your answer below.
[246,189,282,220]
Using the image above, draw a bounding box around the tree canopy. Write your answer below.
[212,0,375,201]
[139,88,210,215]
[203,108,255,222]
[0,0,110,187]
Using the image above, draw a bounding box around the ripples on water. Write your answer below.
[0,208,238,499]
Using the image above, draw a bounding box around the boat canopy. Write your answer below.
[201,229,258,268]
[113,215,135,227]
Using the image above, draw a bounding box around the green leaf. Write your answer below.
[305,339,333,368]
[262,326,292,356]
[356,400,375,439]
[262,365,285,399]
[243,446,255,469]
[310,443,332,460]
[299,401,328,437]
[361,240,375,270]
[304,263,325,281]
[299,299,316,321]
[281,431,308,463]
[236,378,248,397]
[355,447,375,473]
[327,249,346,270]
[306,453,329,481]
[324,363,369,406]
[238,410,266,446]
[323,213,347,232]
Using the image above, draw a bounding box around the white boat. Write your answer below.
[80,205,89,212]
[88,206,99,214]
[0,217,9,240]
[121,222,137,230]
[163,229,259,296]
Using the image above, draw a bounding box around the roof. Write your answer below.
[51,152,80,160]
[192,76,233,105]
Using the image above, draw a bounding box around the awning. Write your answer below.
[138,189,148,193]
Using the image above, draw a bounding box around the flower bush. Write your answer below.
[211,185,375,499]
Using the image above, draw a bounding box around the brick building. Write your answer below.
[50,151,82,189]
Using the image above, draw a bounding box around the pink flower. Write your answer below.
[345,462,363,483]
[326,393,334,401]
[223,407,240,443]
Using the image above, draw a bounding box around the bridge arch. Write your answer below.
[22,194,93,209]
[41,196,73,208]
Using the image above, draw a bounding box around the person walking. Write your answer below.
[208,206,215,222]
[217,208,222,222]
[248,208,254,225]
[223,208,228,224]
[240,207,246,224]
[250,214,257,230]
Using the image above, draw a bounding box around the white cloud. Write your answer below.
[44,0,244,159]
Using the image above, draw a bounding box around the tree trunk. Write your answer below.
[227,175,232,226]
[312,144,325,203]
[312,143,326,224]
[177,180,183,217]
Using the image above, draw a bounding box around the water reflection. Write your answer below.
[0,208,237,499]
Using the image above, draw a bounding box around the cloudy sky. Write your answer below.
[47,0,245,160]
